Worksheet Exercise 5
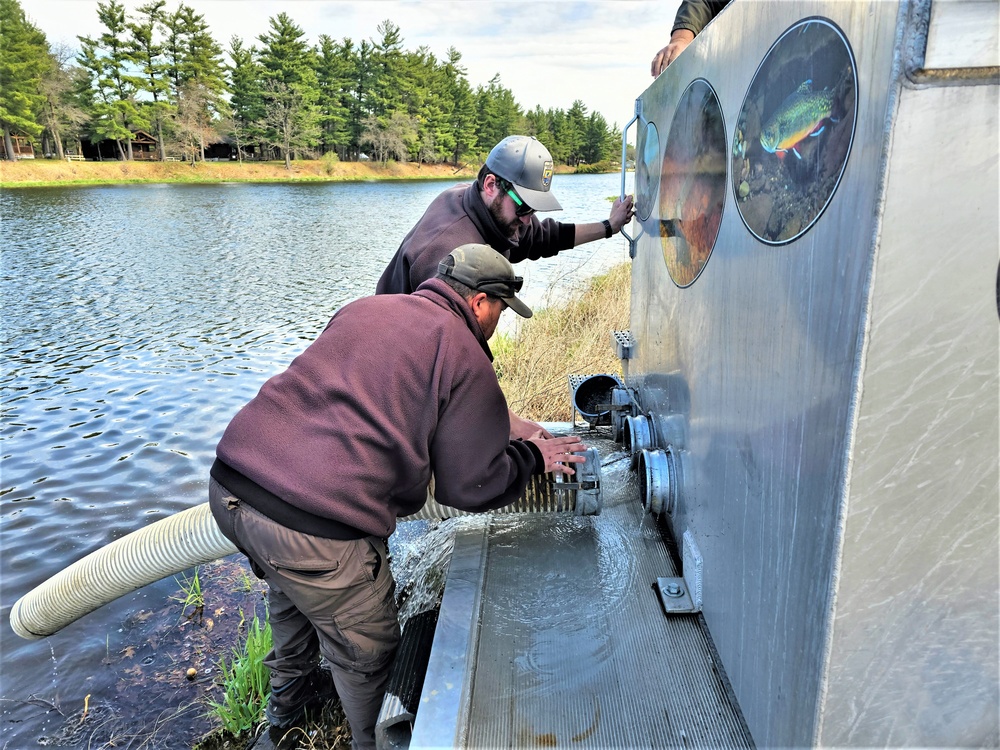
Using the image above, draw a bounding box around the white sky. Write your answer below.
[27,0,682,131]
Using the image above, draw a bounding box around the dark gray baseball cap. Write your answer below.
[486,136,562,212]
[438,244,533,318]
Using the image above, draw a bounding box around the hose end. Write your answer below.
[10,598,48,641]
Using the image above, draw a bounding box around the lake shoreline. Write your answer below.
[0,159,590,188]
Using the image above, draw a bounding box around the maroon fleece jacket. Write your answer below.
[375,182,576,295]
[215,279,537,538]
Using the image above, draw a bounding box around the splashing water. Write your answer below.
[390,515,488,627]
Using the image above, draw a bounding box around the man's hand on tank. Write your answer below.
[528,435,587,476]
[610,195,636,232]
[651,29,696,77]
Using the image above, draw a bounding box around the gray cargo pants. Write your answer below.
[209,478,400,750]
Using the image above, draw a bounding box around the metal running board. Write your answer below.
[408,437,753,748]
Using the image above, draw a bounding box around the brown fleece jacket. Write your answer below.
[215,279,537,538]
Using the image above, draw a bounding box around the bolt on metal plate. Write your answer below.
[656,576,697,613]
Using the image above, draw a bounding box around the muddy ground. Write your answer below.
[29,557,351,750]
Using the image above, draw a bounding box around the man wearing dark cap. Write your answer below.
[209,244,586,750]
[375,135,635,297]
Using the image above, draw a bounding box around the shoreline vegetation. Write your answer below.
[494,262,629,421]
[0,158,603,188]
[0,159,478,187]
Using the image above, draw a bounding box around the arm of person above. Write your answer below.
[573,195,635,245]
[651,0,731,77]
[509,409,554,440]
[525,434,587,476]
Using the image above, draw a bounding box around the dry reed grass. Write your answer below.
[494,262,630,422]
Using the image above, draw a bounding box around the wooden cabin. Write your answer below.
[82,130,160,161]
[130,130,159,160]
[1,133,36,160]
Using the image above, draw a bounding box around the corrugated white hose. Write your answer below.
[10,503,237,640]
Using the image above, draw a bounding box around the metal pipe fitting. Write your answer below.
[610,388,633,443]
[571,374,621,426]
[638,448,678,516]
[624,414,653,457]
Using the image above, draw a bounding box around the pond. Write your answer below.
[0,173,631,748]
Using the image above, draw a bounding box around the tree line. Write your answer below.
[0,0,621,168]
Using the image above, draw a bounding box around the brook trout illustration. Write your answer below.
[760,80,836,160]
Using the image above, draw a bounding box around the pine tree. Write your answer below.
[226,36,264,162]
[350,39,373,157]
[562,99,588,165]
[161,3,226,160]
[402,46,444,164]
[523,105,554,149]
[314,34,352,156]
[257,12,320,168]
[0,0,51,159]
[546,108,570,163]
[78,0,148,160]
[475,74,522,156]
[322,37,362,160]
[127,0,171,159]
[443,48,476,166]
[366,19,405,121]
[581,110,613,164]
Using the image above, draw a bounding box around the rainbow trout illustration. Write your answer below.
[760,80,836,160]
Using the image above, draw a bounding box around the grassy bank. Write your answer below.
[0,158,482,187]
[495,262,630,421]
[0,156,596,188]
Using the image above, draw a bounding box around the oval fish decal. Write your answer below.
[732,18,858,245]
[760,79,837,160]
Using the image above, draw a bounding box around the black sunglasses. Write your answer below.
[476,275,524,297]
[498,179,535,217]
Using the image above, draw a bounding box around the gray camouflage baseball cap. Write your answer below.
[438,244,533,319]
[486,136,562,212]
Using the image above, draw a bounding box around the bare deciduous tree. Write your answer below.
[174,79,218,162]
[360,112,416,166]
[260,79,319,169]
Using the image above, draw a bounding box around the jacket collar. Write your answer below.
[413,278,494,361]
[462,183,519,254]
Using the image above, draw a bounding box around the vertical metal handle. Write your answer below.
[620,99,641,259]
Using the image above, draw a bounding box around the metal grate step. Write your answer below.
[408,437,753,748]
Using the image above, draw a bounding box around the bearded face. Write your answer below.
[488,191,524,241]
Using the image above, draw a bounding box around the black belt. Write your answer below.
[211,458,367,540]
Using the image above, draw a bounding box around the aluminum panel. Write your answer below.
[628,1,904,746]
[818,82,1000,746]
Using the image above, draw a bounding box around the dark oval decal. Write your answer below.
[659,79,727,288]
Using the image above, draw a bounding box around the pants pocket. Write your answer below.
[332,570,400,670]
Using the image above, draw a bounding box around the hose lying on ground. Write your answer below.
[10,502,237,640]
